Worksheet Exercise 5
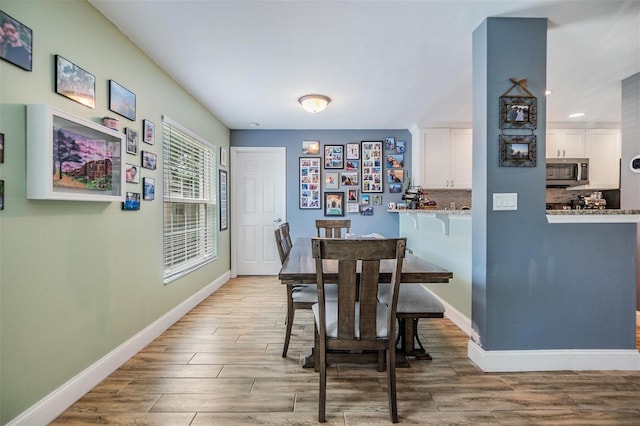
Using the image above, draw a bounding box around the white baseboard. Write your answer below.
[7,272,230,426]
[421,286,473,338]
[468,340,640,372]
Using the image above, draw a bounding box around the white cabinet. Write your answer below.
[421,128,472,189]
[584,129,621,189]
[546,129,587,158]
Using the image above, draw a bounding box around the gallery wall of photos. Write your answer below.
[298,137,407,217]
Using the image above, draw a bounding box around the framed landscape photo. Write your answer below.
[109,80,136,121]
[361,140,383,193]
[324,192,344,217]
[299,157,321,209]
[324,144,344,169]
[302,140,320,155]
[55,55,95,108]
[499,134,537,167]
[500,96,537,130]
[143,119,154,145]
[0,11,32,71]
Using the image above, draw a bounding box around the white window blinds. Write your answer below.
[162,118,217,282]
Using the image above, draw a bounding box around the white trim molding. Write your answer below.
[468,340,640,372]
[7,272,230,426]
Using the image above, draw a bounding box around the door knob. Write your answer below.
[273,218,282,223]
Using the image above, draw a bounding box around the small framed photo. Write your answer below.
[372,194,382,206]
[389,183,402,193]
[55,55,95,108]
[0,132,4,163]
[125,127,138,155]
[0,180,4,210]
[347,188,358,202]
[345,159,359,171]
[346,203,359,214]
[122,191,141,210]
[360,205,374,216]
[143,119,155,145]
[303,140,320,155]
[143,177,155,200]
[499,134,537,167]
[324,145,344,169]
[341,172,358,186]
[346,142,360,160]
[361,194,370,205]
[325,171,339,189]
[0,11,32,71]
[141,151,157,170]
[125,163,140,184]
[220,146,227,167]
[500,96,537,130]
[109,80,136,121]
[395,140,406,153]
[385,137,395,150]
[219,169,228,231]
[387,169,404,183]
[386,154,403,168]
[324,192,345,216]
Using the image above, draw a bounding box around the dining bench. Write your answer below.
[378,284,445,362]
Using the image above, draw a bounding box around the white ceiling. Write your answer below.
[89,0,639,130]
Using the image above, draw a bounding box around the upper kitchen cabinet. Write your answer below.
[546,129,587,158]
[420,128,472,189]
[584,129,621,189]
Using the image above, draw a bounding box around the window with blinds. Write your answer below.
[162,118,217,282]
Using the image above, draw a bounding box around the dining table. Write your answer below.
[278,237,453,368]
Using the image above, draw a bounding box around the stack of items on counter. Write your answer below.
[401,186,437,210]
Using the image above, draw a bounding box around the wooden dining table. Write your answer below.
[278,237,453,367]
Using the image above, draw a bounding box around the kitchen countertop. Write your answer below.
[546,209,640,223]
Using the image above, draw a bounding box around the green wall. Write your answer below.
[0,1,230,423]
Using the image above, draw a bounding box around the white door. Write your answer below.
[231,147,287,276]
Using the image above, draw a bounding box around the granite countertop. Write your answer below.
[389,209,472,216]
[545,209,640,223]
[545,209,640,215]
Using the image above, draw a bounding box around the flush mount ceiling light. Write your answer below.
[569,112,585,118]
[298,94,331,113]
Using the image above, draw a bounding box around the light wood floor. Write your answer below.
[53,276,640,425]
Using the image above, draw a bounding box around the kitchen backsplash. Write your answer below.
[423,189,472,209]
[546,188,620,208]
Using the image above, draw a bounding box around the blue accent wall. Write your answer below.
[231,129,411,238]
[472,18,637,351]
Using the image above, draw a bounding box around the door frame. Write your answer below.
[230,146,287,277]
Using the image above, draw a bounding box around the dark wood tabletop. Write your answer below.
[279,238,453,284]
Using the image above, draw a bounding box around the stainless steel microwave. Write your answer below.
[546,158,589,187]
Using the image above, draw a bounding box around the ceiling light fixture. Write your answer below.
[298,94,331,113]
[569,112,585,118]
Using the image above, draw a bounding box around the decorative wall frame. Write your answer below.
[324,192,344,216]
[122,191,140,210]
[346,142,360,159]
[499,78,537,130]
[0,132,4,163]
[302,140,320,155]
[55,55,95,108]
[346,202,359,214]
[143,177,155,200]
[143,119,155,145]
[341,172,358,186]
[347,188,358,202]
[0,11,32,71]
[141,151,157,170]
[299,157,321,209]
[26,104,125,202]
[387,169,404,183]
[0,180,4,210]
[109,80,136,121]
[385,137,395,150]
[219,169,228,231]
[499,134,537,167]
[324,144,344,169]
[125,127,138,155]
[345,159,359,171]
[395,140,406,153]
[126,163,140,183]
[325,171,339,189]
[220,146,227,167]
[386,154,403,168]
[361,140,383,193]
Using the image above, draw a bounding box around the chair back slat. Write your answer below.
[274,226,291,264]
[315,219,351,238]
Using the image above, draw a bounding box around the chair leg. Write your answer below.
[318,340,327,422]
[282,287,295,358]
[387,347,398,423]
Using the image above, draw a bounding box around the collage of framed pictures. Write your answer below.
[361,141,383,193]
[324,145,344,169]
[299,157,321,209]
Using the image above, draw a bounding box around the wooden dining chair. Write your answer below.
[276,223,336,358]
[311,237,406,423]
[315,219,351,238]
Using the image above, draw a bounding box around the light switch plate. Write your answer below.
[493,193,518,211]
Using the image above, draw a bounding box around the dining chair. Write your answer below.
[311,237,406,423]
[315,219,351,238]
[276,223,336,358]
